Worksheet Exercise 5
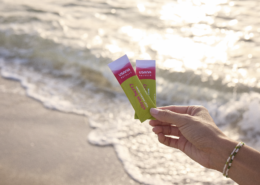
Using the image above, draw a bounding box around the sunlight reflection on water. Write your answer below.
[1,0,260,184]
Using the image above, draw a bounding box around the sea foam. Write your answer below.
[3,59,260,184]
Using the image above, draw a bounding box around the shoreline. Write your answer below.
[0,76,139,185]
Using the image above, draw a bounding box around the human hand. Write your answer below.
[149,106,237,170]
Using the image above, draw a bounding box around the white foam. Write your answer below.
[4,58,260,184]
[1,60,256,185]
[1,0,260,182]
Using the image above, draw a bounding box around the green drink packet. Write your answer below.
[135,60,156,120]
[108,55,156,123]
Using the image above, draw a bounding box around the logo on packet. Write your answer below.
[119,68,131,76]
[139,71,152,74]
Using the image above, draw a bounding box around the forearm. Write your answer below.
[211,137,260,185]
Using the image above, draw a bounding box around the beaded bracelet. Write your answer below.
[223,142,245,178]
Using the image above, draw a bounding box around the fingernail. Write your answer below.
[150,108,159,115]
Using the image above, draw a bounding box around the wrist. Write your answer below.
[209,136,239,172]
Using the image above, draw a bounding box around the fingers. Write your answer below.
[150,108,192,127]
[157,133,178,149]
[152,125,180,137]
[157,105,192,114]
[149,120,170,126]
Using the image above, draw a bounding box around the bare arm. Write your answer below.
[149,106,260,185]
[213,138,260,185]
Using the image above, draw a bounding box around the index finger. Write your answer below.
[150,108,192,127]
[149,120,174,126]
[158,105,193,114]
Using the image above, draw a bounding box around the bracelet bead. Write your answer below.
[223,142,245,177]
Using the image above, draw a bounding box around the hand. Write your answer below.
[149,106,235,170]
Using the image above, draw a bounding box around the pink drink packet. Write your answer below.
[135,60,156,119]
[108,55,156,122]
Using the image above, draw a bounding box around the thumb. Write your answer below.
[150,108,191,127]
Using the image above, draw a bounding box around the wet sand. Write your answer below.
[0,76,139,185]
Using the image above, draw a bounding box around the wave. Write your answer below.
[1,43,260,185]
[1,0,260,183]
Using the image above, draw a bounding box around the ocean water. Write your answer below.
[1,0,260,184]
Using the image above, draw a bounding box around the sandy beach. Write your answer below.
[0,76,139,185]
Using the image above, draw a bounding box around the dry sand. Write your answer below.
[0,76,140,185]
